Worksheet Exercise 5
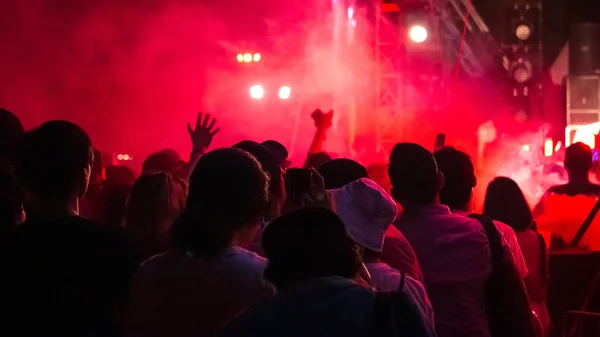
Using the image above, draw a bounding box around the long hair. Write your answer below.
[125,172,188,258]
[171,148,269,259]
[483,177,533,232]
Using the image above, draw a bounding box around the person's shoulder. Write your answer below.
[68,217,140,261]
[492,220,516,236]
[229,246,268,269]
[218,299,273,337]
[78,217,136,248]
[402,274,428,304]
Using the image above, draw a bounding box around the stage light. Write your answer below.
[512,63,531,83]
[347,6,354,20]
[409,25,428,43]
[253,53,261,62]
[243,53,252,62]
[544,139,553,157]
[117,154,123,161]
[123,154,130,161]
[250,85,264,99]
[515,24,531,41]
[522,144,530,152]
[236,54,243,62]
[278,86,291,100]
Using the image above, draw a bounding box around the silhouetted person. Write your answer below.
[547,142,600,196]
[0,108,24,166]
[389,143,492,337]
[532,142,600,250]
[220,207,434,337]
[330,178,435,335]
[484,177,550,334]
[2,120,139,337]
[433,146,529,279]
[304,151,332,169]
[142,149,186,176]
[125,148,274,337]
[0,166,24,237]
[80,149,104,219]
[317,157,423,281]
[101,184,133,228]
[262,140,291,169]
[318,158,368,189]
[125,172,188,260]
[93,165,136,226]
[233,141,285,222]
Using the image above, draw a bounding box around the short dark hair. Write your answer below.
[565,142,593,176]
[262,207,361,288]
[233,141,281,199]
[0,108,25,166]
[16,120,93,198]
[171,148,269,258]
[483,177,533,231]
[317,158,368,189]
[433,146,476,209]
[388,143,439,206]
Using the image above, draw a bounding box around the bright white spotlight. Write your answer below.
[409,25,428,43]
[253,53,261,62]
[243,53,252,62]
[278,86,291,100]
[236,54,243,62]
[250,85,264,99]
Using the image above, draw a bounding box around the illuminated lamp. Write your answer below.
[409,25,428,43]
[250,85,264,99]
[278,86,291,100]
[544,139,553,157]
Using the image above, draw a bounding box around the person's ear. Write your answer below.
[79,164,92,199]
[437,171,445,192]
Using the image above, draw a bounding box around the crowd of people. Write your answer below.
[1,106,599,337]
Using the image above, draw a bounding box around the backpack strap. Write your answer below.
[538,234,547,277]
[398,273,406,292]
[468,213,503,268]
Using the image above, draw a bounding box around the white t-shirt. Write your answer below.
[366,262,436,336]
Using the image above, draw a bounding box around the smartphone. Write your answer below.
[285,168,313,201]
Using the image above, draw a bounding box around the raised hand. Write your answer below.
[187,112,219,154]
[311,109,333,131]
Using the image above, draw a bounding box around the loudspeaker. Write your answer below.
[567,76,600,125]
[569,23,600,76]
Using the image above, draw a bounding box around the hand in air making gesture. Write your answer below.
[187,112,220,155]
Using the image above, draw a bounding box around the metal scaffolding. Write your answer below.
[373,0,497,153]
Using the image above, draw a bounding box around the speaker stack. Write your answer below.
[566,23,600,145]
